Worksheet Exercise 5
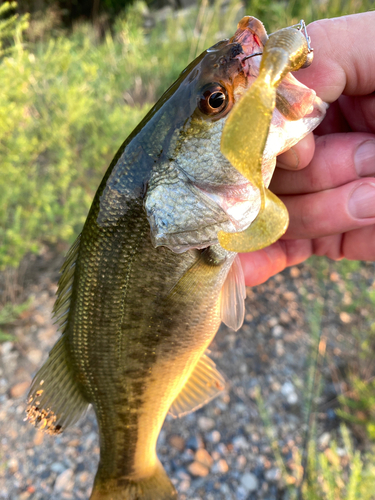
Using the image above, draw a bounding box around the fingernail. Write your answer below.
[354,141,375,177]
[277,147,299,169]
[349,183,375,219]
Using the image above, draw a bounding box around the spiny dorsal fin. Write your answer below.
[168,353,226,418]
[220,254,246,331]
[52,234,81,333]
[25,336,89,434]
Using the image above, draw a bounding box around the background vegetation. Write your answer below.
[1,0,375,498]
[1,0,374,270]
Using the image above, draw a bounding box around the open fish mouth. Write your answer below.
[143,16,328,254]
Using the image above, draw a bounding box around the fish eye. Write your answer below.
[198,83,228,116]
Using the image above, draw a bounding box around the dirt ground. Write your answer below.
[0,249,374,499]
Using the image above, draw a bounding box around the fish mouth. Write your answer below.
[229,16,326,126]
[194,181,260,232]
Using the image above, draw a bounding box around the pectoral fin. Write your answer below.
[220,255,246,331]
[168,354,226,418]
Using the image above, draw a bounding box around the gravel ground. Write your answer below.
[1,251,374,500]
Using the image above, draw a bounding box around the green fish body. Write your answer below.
[26,16,327,500]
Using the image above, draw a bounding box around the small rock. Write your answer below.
[51,462,66,474]
[7,458,18,474]
[232,435,249,450]
[1,341,13,356]
[188,461,209,477]
[198,416,215,432]
[281,381,298,404]
[77,471,89,483]
[265,467,281,482]
[275,340,285,357]
[340,311,351,324]
[287,391,298,404]
[33,313,46,326]
[208,430,221,443]
[10,381,30,399]
[179,479,190,492]
[236,485,248,500]
[27,349,43,365]
[221,483,231,496]
[33,431,44,446]
[236,455,247,469]
[318,432,331,449]
[268,317,278,327]
[176,468,190,481]
[240,472,259,492]
[290,266,300,278]
[54,468,74,493]
[169,434,185,451]
[272,325,284,338]
[195,449,213,469]
[186,435,202,451]
[212,459,228,474]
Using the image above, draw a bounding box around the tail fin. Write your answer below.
[90,461,177,500]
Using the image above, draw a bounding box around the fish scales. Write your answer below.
[26,16,327,499]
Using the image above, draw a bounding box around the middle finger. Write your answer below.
[271,132,375,195]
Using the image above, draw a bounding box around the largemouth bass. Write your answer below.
[26,16,327,500]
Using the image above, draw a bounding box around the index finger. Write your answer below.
[296,12,375,102]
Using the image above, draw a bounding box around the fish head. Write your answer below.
[134,18,327,252]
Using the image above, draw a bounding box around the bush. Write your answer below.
[1,0,374,269]
[0,0,243,269]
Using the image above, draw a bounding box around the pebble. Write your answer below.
[179,479,190,492]
[7,457,18,473]
[240,472,259,492]
[10,381,30,399]
[51,462,66,474]
[186,435,202,451]
[236,455,247,470]
[276,340,285,357]
[272,325,284,338]
[212,459,228,474]
[54,468,74,493]
[1,342,13,356]
[198,416,215,432]
[27,349,43,365]
[318,432,331,449]
[265,467,281,482]
[169,434,185,451]
[188,461,209,477]
[232,435,249,451]
[281,381,298,404]
[208,430,221,443]
[195,449,213,469]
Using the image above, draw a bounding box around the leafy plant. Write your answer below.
[0,298,32,342]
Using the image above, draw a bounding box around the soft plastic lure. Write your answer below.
[219,22,313,252]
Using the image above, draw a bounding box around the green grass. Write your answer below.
[1,0,374,269]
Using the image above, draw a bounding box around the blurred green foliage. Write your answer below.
[1,0,374,270]
[0,297,31,341]
[0,0,243,269]
[245,0,374,32]
[302,425,375,500]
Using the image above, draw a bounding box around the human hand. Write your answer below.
[240,12,375,286]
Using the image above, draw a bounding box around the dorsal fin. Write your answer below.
[168,353,226,418]
[220,254,246,331]
[52,234,81,333]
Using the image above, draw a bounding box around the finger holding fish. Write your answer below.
[272,132,375,195]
